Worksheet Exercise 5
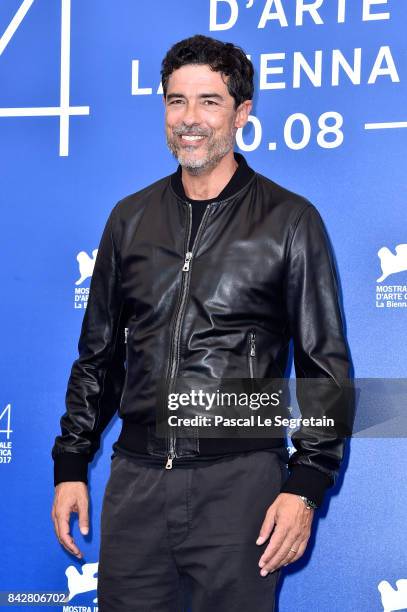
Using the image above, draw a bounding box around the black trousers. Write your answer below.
[97,450,289,612]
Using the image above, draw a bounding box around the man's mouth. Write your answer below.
[179,134,206,142]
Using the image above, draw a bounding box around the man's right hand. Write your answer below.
[51,482,89,558]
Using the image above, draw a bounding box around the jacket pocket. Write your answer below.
[247,329,256,378]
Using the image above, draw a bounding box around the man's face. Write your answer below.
[164,64,251,174]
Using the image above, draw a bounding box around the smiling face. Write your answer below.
[164,64,252,174]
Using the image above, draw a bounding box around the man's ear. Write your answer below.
[234,100,252,129]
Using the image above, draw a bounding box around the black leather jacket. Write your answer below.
[52,153,353,507]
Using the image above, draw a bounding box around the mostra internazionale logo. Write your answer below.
[376,243,407,309]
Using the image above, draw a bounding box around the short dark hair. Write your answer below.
[161,34,254,110]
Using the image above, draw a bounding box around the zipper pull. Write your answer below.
[250,332,256,357]
[165,454,174,469]
[182,251,193,272]
[124,327,128,344]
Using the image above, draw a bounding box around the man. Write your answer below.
[51,35,353,611]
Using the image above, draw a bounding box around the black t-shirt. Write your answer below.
[188,200,208,252]
[172,151,255,252]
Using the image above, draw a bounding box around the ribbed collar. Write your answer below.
[170,151,255,204]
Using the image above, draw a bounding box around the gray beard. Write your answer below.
[166,128,236,176]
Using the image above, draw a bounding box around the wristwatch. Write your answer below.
[298,495,318,510]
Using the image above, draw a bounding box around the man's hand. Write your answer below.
[51,482,89,559]
[256,492,314,576]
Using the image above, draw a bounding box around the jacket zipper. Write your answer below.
[164,201,214,469]
[119,327,129,409]
[248,330,256,378]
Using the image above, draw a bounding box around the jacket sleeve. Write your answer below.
[52,204,126,486]
[279,203,354,507]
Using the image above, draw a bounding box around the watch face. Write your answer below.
[300,495,317,509]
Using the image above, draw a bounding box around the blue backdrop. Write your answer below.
[1,1,406,610]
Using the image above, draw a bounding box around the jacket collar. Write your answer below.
[170,151,255,204]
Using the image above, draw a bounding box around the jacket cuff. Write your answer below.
[53,453,90,487]
[280,464,332,508]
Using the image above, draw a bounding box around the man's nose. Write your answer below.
[182,100,201,126]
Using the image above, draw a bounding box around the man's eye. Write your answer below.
[203,100,217,105]
[169,100,183,105]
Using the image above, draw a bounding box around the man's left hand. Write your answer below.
[256,492,314,576]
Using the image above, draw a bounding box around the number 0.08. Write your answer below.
[237,111,344,151]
